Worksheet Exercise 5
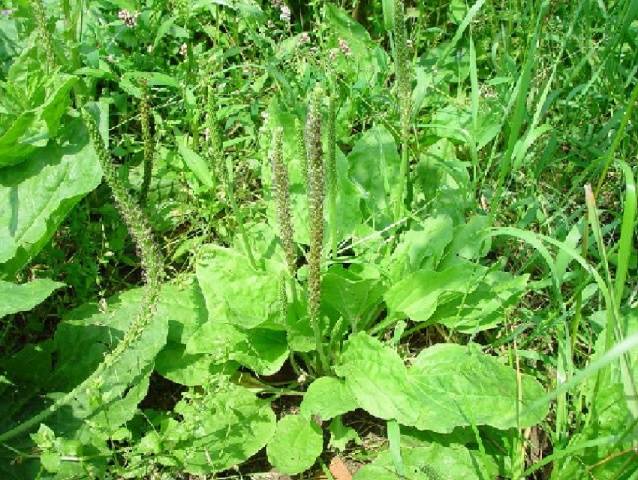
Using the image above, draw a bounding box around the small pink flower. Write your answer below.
[338,38,352,56]
[118,9,139,28]
[299,32,310,45]
[280,5,291,23]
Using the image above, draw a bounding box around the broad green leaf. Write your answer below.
[119,71,180,99]
[186,321,288,375]
[167,383,276,474]
[153,17,177,50]
[385,215,455,280]
[300,377,358,420]
[384,263,482,323]
[176,135,214,189]
[441,215,491,265]
[0,279,64,318]
[354,441,498,480]
[336,333,548,433]
[155,343,237,386]
[0,74,77,167]
[334,334,418,425]
[449,0,469,24]
[46,287,171,442]
[431,270,529,333]
[0,117,103,277]
[414,139,471,223]
[266,414,323,475]
[348,125,401,225]
[409,343,548,432]
[324,4,388,81]
[322,265,385,331]
[196,245,284,329]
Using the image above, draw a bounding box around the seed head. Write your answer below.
[270,127,296,274]
[306,87,324,326]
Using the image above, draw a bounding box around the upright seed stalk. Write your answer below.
[206,84,222,189]
[139,79,154,206]
[224,155,257,269]
[295,118,308,189]
[306,87,328,372]
[32,0,56,73]
[326,93,338,258]
[270,127,297,275]
[0,110,164,443]
[393,0,412,221]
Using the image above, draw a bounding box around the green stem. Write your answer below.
[327,94,338,258]
[139,79,154,206]
[392,0,412,221]
[224,157,257,269]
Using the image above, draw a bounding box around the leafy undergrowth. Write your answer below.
[1,0,637,479]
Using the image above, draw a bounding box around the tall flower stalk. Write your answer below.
[326,93,338,258]
[306,87,328,372]
[206,84,222,189]
[0,109,164,443]
[393,0,412,221]
[139,79,155,206]
[32,0,56,73]
[270,127,296,276]
[295,118,308,189]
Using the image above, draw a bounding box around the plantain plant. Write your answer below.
[0,108,164,443]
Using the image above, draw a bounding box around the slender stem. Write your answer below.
[392,0,412,221]
[139,79,154,206]
[327,94,338,258]
[224,157,257,269]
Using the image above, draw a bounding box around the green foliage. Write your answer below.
[267,414,324,475]
[355,440,499,480]
[0,118,102,276]
[0,279,63,318]
[335,333,547,432]
[0,0,636,477]
[159,383,275,475]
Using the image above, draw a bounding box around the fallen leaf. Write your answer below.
[329,456,353,480]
